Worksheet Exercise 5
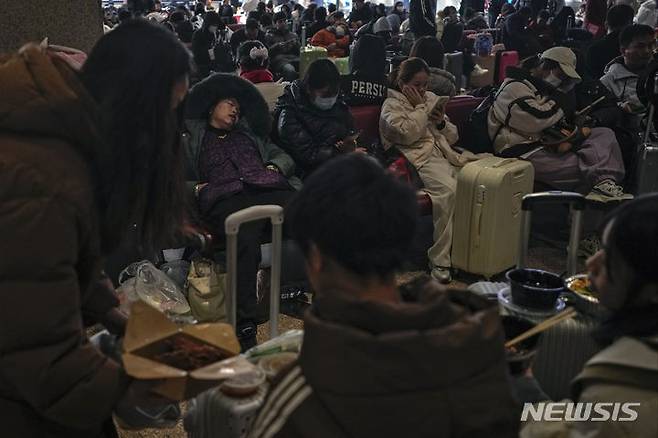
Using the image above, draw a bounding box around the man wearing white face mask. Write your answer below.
[489,47,632,202]
[274,59,358,177]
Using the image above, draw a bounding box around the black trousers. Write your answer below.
[206,187,294,326]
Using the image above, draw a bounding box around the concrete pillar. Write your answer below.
[0,0,104,54]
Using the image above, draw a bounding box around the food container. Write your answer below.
[507,268,564,310]
[501,315,541,376]
[564,274,604,316]
[220,368,267,398]
[122,301,245,401]
[259,352,298,381]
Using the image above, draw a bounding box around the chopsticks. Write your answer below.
[504,307,577,349]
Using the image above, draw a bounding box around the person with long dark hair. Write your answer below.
[0,19,191,437]
[521,195,658,437]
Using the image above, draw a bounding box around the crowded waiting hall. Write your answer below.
[2,0,658,436]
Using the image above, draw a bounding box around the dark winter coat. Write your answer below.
[248,279,520,438]
[0,46,128,438]
[274,80,354,177]
[409,0,437,37]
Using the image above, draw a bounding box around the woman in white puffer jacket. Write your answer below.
[379,57,482,283]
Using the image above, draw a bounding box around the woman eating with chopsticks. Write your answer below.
[519,195,658,438]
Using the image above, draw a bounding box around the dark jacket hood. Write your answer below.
[185,73,271,138]
[301,279,510,394]
[294,278,520,437]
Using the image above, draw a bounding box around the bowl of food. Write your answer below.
[501,315,541,376]
[506,268,564,310]
[565,274,602,315]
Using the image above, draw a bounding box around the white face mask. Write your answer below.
[559,81,576,93]
[314,95,337,110]
[335,26,346,37]
[545,72,562,88]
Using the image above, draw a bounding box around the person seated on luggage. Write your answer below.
[238,41,288,112]
[192,11,234,77]
[310,21,351,57]
[380,58,484,283]
[308,6,329,37]
[348,0,373,29]
[520,195,658,438]
[586,4,634,79]
[183,74,301,350]
[488,47,633,202]
[250,155,520,438]
[410,36,457,97]
[274,59,358,177]
[503,6,542,58]
[265,11,300,81]
[230,18,267,55]
[600,24,655,128]
[464,7,489,30]
[341,34,388,106]
[529,10,555,50]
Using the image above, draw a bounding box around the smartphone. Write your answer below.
[432,96,450,114]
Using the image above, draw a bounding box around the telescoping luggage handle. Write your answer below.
[225,205,284,338]
[517,192,586,277]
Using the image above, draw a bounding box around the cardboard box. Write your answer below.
[122,301,244,401]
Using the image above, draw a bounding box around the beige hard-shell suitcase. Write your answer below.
[452,157,534,277]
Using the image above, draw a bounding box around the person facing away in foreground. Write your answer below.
[520,194,658,438]
[0,19,190,437]
[248,154,520,438]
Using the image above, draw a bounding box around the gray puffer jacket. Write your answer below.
[428,67,457,97]
[600,57,645,113]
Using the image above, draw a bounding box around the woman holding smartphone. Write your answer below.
[380,58,483,283]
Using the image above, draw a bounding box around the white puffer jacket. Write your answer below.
[379,89,480,168]
[635,0,658,26]
[487,75,564,154]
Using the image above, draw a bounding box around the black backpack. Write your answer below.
[461,80,524,154]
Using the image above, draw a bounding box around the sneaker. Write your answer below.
[430,266,452,284]
[237,322,257,352]
[578,234,601,259]
[470,64,489,78]
[586,180,634,203]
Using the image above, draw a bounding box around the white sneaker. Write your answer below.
[586,180,634,203]
[470,64,489,78]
